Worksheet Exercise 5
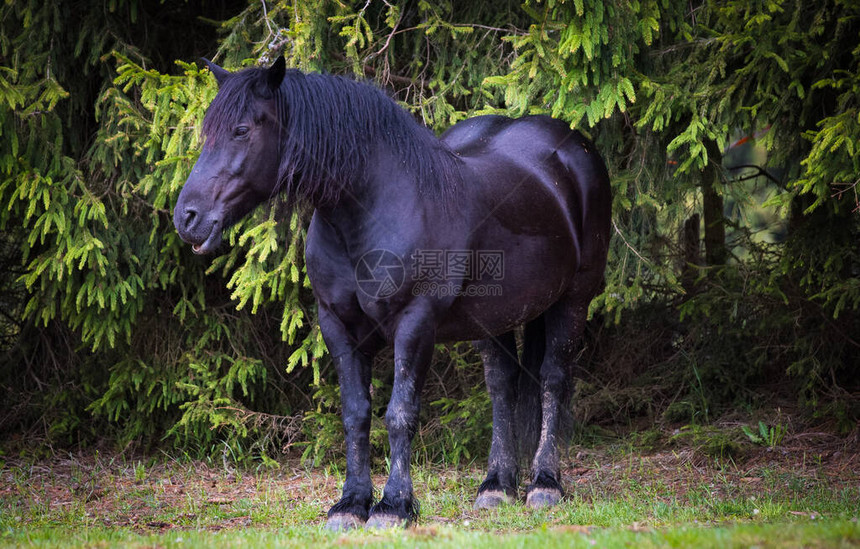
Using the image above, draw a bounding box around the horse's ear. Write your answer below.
[200,58,230,86]
[267,56,286,93]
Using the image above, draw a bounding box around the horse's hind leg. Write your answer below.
[525,278,597,508]
[473,331,519,509]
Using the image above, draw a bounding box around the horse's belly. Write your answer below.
[435,297,555,341]
[433,238,574,341]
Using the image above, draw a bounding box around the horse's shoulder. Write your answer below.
[305,215,354,290]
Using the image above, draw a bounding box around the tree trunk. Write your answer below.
[680,213,702,294]
[702,140,727,266]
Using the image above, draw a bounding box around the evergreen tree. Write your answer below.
[1,0,857,455]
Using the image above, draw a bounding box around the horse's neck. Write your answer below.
[312,147,452,252]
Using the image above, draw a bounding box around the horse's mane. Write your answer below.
[202,67,461,206]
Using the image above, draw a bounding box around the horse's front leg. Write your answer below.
[320,308,376,531]
[366,305,435,528]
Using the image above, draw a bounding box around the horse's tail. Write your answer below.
[516,316,545,467]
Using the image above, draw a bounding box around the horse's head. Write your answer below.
[174,57,286,254]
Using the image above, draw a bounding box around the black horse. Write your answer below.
[174,56,611,529]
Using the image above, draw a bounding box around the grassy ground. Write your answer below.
[1,425,858,548]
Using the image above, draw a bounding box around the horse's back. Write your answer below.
[439,115,513,155]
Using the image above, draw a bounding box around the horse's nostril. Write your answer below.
[183,207,198,229]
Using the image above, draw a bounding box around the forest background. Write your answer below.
[0,0,857,464]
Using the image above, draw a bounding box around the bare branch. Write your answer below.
[726,164,781,186]
[613,219,651,265]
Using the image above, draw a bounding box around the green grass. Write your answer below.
[3,521,859,548]
[0,441,857,548]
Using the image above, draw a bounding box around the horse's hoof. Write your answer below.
[474,489,515,509]
[365,513,409,529]
[325,513,366,531]
[526,487,562,508]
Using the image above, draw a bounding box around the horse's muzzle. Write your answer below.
[174,205,221,254]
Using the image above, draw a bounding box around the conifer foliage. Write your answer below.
[1,1,857,455]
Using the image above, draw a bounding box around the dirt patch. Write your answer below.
[562,426,858,502]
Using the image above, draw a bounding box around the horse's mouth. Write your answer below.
[189,223,222,255]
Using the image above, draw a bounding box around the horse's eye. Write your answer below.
[233,126,250,138]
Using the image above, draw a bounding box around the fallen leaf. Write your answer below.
[206,497,233,505]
